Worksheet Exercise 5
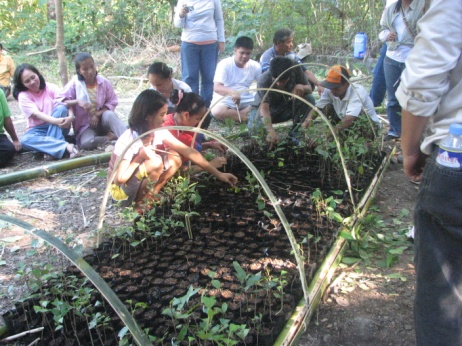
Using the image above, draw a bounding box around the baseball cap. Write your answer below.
[319,65,350,89]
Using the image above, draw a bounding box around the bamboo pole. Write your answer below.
[0,153,110,187]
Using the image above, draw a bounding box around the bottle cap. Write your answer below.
[449,124,462,136]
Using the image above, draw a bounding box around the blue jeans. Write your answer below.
[181,41,218,108]
[384,56,406,137]
[20,105,70,158]
[414,148,462,345]
[369,43,387,107]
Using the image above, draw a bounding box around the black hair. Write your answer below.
[128,89,168,135]
[169,89,206,116]
[269,56,295,80]
[273,28,294,45]
[147,62,173,79]
[234,36,254,50]
[74,52,96,81]
[12,64,46,100]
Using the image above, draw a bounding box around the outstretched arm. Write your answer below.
[164,133,238,186]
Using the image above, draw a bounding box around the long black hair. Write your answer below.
[169,89,205,116]
[128,89,167,135]
[74,52,97,81]
[12,64,46,100]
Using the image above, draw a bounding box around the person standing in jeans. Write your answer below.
[174,0,225,110]
[396,0,462,344]
[369,0,397,107]
[379,0,423,141]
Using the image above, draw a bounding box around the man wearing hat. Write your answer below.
[302,65,381,134]
[249,56,315,145]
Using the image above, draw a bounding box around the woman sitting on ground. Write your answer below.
[13,64,79,159]
[108,89,237,213]
[148,61,192,114]
[59,52,126,150]
[164,89,227,172]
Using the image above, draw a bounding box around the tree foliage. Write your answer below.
[1,0,384,55]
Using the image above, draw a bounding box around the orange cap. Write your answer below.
[319,65,350,89]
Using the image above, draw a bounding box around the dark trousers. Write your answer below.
[414,148,462,346]
[0,134,15,167]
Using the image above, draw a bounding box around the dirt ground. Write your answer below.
[0,96,419,345]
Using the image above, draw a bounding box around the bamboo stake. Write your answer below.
[0,153,111,187]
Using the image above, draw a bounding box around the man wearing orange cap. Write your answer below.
[302,65,380,135]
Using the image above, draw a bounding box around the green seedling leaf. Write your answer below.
[386,253,398,268]
[96,170,108,178]
[211,280,221,289]
[399,208,410,218]
[201,295,216,310]
[359,249,369,261]
[388,246,408,255]
[339,230,354,241]
[342,257,361,264]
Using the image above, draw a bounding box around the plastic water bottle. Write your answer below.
[436,124,462,169]
[353,32,367,59]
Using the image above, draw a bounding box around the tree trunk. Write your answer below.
[55,0,68,85]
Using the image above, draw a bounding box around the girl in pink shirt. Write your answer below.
[13,64,79,159]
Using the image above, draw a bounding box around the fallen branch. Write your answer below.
[25,47,56,56]
[10,209,47,222]
[107,76,148,82]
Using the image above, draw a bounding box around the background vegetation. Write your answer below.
[2,0,384,56]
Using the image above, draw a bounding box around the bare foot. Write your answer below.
[67,143,80,159]
[106,132,118,141]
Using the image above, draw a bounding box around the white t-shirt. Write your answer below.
[211,56,261,108]
[316,83,381,125]
[114,128,170,161]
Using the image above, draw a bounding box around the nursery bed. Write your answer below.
[1,143,387,345]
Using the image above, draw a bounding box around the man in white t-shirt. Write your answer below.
[211,36,261,122]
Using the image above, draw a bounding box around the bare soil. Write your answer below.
[0,96,419,345]
[298,162,418,346]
